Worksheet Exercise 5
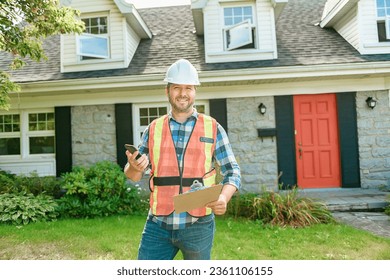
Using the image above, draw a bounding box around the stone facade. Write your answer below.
[357,90,390,188]
[71,105,117,166]
[227,96,278,193]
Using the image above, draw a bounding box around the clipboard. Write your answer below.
[173,184,223,213]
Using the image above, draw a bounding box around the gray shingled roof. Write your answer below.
[2,0,390,83]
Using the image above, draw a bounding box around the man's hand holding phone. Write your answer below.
[124,144,149,172]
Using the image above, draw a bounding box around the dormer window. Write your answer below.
[376,0,390,42]
[223,6,256,51]
[77,16,110,59]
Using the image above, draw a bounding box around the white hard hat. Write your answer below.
[164,59,200,85]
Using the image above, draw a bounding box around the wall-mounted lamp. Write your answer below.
[258,103,266,115]
[365,97,377,109]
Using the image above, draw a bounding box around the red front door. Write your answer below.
[293,94,341,188]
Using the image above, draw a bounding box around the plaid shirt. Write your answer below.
[138,109,241,230]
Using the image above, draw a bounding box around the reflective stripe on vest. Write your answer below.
[148,114,217,217]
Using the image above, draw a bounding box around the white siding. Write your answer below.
[359,0,390,54]
[61,0,140,72]
[126,21,141,66]
[326,0,390,55]
[204,0,277,63]
[334,5,359,51]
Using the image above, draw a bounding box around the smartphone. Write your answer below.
[124,144,142,160]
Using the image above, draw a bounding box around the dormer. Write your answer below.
[60,0,151,73]
[320,0,390,55]
[191,0,288,63]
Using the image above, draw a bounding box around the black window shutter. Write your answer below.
[115,104,133,169]
[55,106,72,176]
[336,92,361,188]
[209,99,228,133]
[274,96,297,187]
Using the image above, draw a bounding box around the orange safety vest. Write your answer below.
[148,114,218,217]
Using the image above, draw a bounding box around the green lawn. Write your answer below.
[0,215,389,260]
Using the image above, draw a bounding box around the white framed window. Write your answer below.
[77,16,109,59]
[132,102,209,148]
[0,110,55,158]
[27,112,55,155]
[376,0,390,42]
[0,114,21,156]
[223,5,256,51]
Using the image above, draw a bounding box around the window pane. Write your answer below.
[159,107,167,115]
[78,35,109,58]
[29,136,55,154]
[233,7,242,17]
[386,0,390,7]
[38,123,46,130]
[225,18,233,26]
[99,17,107,25]
[90,27,99,34]
[378,8,386,17]
[0,138,20,155]
[4,124,12,132]
[38,113,45,121]
[195,105,205,114]
[4,115,11,123]
[224,8,233,17]
[140,117,149,126]
[149,108,158,116]
[90,17,99,26]
[140,108,148,116]
[29,113,37,122]
[377,22,390,41]
[243,6,252,16]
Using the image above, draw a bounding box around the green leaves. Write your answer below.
[253,189,335,228]
[0,192,58,225]
[227,188,335,228]
[0,0,85,110]
[57,161,148,218]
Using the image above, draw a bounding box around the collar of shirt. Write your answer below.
[167,107,199,123]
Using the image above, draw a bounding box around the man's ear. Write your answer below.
[165,86,169,96]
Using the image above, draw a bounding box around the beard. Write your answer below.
[168,92,194,113]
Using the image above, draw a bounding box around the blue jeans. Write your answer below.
[137,215,215,260]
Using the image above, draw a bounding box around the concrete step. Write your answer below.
[297,188,389,212]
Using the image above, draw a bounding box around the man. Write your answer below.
[124,59,241,260]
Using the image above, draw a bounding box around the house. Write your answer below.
[1,0,390,192]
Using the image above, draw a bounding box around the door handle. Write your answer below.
[299,147,302,159]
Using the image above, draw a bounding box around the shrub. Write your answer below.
[226,192,258,219]
[0,192,58,225]
[0,169,61,197]
[253,189,335,227]
[56,161,148,218]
